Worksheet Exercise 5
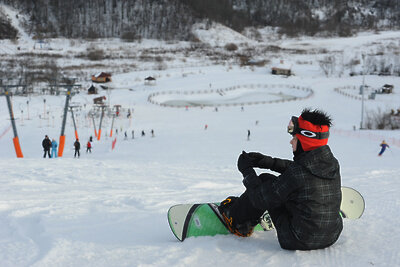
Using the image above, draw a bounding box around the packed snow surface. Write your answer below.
[1,27,400,267]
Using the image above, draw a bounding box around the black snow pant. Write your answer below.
[43,149,51,158]
[74,149,80,158]
[228,173,309,250]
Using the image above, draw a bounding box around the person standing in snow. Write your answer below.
[218,108,342,250]
[247,130,251,141]
[86,140,92,153]
[378,140,389,156]
[74,139,81,158]
[42,135,52,158]
[51,138,58,158]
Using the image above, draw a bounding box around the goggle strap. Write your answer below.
[297,128,330,139]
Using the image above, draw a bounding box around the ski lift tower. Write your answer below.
[69,104,82,140]
[56,82,81,157]
[2,85,25,158]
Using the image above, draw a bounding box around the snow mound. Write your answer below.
[0,4,30,41]
[192,22,253,47]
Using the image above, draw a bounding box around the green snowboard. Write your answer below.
[168,186,365,241]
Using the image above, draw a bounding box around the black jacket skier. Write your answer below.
[42,135,52,158]
[219,108,343,250]
[74,139,80,158]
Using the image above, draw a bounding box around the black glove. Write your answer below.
[237,151,254,176]
[238,151,260,188]
[247,152,275,170]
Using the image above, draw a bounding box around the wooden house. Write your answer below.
[93,96,106,105]
[271,60,292,76]
[88,85,97,94]
[92,72,112,83]
[381,84,394,94]
[144,76,156,85]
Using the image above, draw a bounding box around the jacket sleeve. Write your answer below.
[247,166,303,211]
[270,158,293,174]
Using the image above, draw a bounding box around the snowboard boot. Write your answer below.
[218,196,258,237]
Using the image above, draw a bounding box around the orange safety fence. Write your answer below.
[332,128,400,148]
[0,125,12,139]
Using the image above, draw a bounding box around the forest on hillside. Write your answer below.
[0,0,399,40]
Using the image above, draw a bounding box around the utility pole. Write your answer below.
[54,81,80,157]
[360,75,365,129]
[110,114,115,137]
[360,53,367,130]
[69,106,80,140]
[4,88,23,157]
[91,113,98,138]
[26,100,30,120]
[58,85,72,157]
[97,105,106,141]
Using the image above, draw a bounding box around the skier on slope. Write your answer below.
[74,139,81,158]
[42,135,52,158]
[378,140,389,156]
[51,138,58,158]
[86,140,92,153]
[218,108,342,250]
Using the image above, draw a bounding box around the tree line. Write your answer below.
[0,0,399,40]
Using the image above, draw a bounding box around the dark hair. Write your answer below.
[300,108,332,127]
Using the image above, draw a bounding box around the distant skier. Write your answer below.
[51,138,58,158]
[74,139,81,158]
[42,135,51,158]
[86,140,92,153]
[378,140,389,156]
[247,130,251,141]
[89,136,93,142]
[132,130,135,139]
[141,130,145,137]
[151,129,155,137]
[124,131,128,140]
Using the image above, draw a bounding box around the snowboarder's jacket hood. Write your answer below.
[296,145,340,180]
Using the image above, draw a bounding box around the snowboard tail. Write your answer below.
[168,186,365,241]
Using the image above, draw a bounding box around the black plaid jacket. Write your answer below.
[247,145,343,250]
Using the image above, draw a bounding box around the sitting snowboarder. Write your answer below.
[219,108,343,250]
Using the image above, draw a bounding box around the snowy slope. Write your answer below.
[1,63,400,266]
[1,17,400,266]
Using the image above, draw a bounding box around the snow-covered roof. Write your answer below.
[272,60,292,70]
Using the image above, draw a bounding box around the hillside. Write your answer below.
[0,0,399,40]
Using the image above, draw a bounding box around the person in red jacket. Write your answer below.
[86,140,92,153]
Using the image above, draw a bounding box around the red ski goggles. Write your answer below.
[287,116,329,140]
